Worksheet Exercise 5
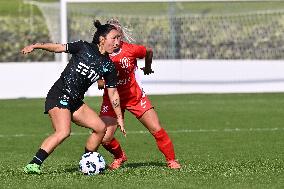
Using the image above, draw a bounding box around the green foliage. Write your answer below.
[0,0,41,17]
[0,0,54,62]
[67,1,284,59]
[0,16,54,62]
[0,94,283,188]
[72,13,284,59]
[2,1,284,61]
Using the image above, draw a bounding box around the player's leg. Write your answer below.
[99,99,127,169]
[100,116,127,170]
[130,95,181,169]
[24,107,72,174]
[138,108,180,169]
[72,103,106,152]
[42,108,72,152]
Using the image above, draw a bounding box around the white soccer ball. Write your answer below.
[79,152,106,175]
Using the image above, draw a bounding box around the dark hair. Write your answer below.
[92,20,116,44]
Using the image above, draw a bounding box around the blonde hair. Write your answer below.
[106,18,136,43]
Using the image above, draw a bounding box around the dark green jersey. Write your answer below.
[59,40,117,101]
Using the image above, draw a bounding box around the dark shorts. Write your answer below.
[44,79,84,114]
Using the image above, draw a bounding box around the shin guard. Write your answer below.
[102,138,123,159]
[152,128,176,161]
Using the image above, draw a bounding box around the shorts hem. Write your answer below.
[44,106,71,114]
[136,106,154,119]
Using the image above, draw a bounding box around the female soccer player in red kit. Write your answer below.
[98,19,181,169]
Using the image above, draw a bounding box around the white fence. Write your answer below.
[1,60,284,99]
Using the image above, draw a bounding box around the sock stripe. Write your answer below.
[33,156,43,163]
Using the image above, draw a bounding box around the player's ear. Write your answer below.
[99,36,105,45]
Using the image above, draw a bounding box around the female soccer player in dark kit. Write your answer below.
[21,20,126,174]
[97,19,181,170]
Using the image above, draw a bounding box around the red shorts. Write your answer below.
[100,95,154,119]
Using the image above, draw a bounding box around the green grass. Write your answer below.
[0,0,42,16]
[70,1,284,16]
[0,94,283,188]
[0,0,57,16]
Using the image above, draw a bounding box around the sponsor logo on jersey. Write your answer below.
[120,57,131,68]
[102,67,108,72]
[76,62,100,82]
[60,100,68,106]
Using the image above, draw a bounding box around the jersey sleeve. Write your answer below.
[66,40,84,54]
[129,43,147,59]
[103,60,118,88]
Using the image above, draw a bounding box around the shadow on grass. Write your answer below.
[124,161,165,168]
[58,161,165,174]
[63,166,78,173]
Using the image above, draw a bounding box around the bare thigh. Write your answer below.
[138,108,162,134]
[48,107,72,133]
[40,107,71,153]
[72,104,106,133]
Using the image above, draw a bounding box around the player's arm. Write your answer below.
[107,87,126,137]
[141,47,154,75]
[21,43,66,54]
[103,62,126,136]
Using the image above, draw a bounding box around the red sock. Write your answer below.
[152,128,176,161]
[102,138,123,159]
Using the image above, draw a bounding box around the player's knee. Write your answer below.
[149,126,162,135]
[55,130,71,141]
[101,135,113,144]
[94,122,107,136]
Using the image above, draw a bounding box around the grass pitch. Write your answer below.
[0,94,283,189]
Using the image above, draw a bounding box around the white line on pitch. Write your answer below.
[0,127,283,138]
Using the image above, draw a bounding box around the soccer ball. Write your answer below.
[79,152,106,175]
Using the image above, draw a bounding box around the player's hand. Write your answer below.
[97,79,105,90]
[21,45,35,54]
[140,67,154,75]
[117,117,126,137]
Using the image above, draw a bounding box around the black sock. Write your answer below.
[29,148,49,165]
[85,147,92,153]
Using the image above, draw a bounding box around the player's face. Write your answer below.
[103,29,121,53]
[113,25,123,49]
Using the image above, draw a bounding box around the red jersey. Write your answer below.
[103,41,147,106]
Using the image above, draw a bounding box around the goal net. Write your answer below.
[60,0,284,61]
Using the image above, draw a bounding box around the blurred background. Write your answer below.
[1,0,284,98]
[3,0,284,62]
